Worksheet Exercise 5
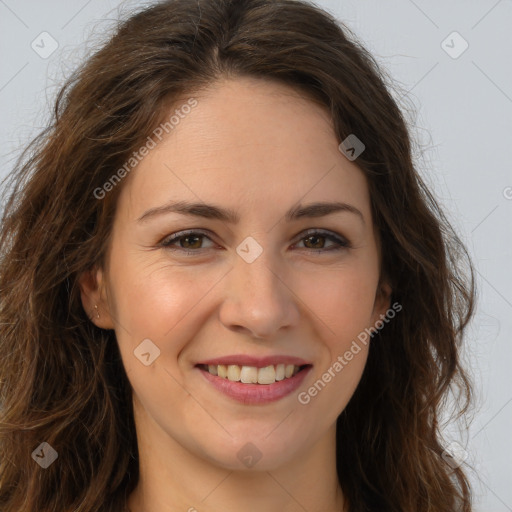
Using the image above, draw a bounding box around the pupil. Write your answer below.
[306,235,324,248]
[183,235,201,248]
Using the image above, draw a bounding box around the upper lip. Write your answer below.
[196,355,312,368]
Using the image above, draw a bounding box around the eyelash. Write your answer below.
[159,229,351,255]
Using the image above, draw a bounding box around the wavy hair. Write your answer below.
[0,0,475,510]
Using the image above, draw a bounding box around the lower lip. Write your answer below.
[197,366,312,404]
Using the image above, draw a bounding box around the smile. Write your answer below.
[196,362,312,404]
[199,363,307,384]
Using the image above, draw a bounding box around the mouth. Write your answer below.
[196,363,311,385]
[195,361,313,404]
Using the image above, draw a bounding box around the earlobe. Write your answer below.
[77,266,115,329]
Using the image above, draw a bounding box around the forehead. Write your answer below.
[117,77,371,221]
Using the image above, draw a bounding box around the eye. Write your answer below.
[160,228,350,255]
[292,229,350,253]
[160,230,216,254]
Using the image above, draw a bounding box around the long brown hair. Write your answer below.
[0,1,476,510]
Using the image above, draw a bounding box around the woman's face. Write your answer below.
[82,76,391,471]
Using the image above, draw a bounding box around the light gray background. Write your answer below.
[1,0,511,510]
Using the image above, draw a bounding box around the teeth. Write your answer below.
[217,364,227,378]
[240,365,258,384]
[227,365,241,381]
[205,363,303,384]
[257,365,276,385]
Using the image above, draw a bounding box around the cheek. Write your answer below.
[295,266,375,418]
[107,249,228,363]
[293,260,379,342]
[107,263,224,417]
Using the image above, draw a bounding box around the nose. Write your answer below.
[218,248,300,339]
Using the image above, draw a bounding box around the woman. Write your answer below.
[0,0,476,511]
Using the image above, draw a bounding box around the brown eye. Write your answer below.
[303,234,326,249]
[161,230,215,252]
[177,234,203,249]
[294,230,350,252]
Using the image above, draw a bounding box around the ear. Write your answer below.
[77,266,115,330]
[370,277,393,327]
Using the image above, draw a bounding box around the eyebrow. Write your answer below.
[137,200,365,225]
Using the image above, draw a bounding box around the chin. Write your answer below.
[192,430,303,472]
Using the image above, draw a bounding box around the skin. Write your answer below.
[79,76,392,512]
